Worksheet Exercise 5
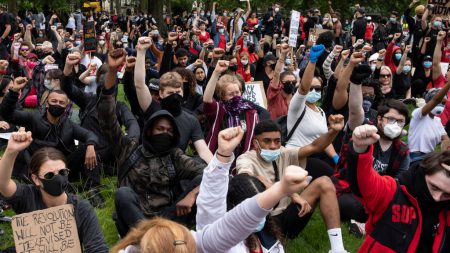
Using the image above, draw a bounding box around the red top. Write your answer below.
[427,73,446,90]
[267,80,289,120]
[218,34,226,50]
[365,22,374,40]
[198,31,211,43]
[440,92,450,126]
[247,18,259,30]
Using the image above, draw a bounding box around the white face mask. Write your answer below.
[332,18,337,23]
[218,28,224,33]
[370,64,377,72]
[241,59,248,65]
[274,7,280,12]
[383,122,402,139]
[99,40,105,46]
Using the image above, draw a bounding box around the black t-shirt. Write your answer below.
[0,13,11,42]
[6,184,108,253]
[393,73,411,99]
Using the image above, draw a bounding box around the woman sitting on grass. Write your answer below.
[111,127,310,253]
[0,128,108,253]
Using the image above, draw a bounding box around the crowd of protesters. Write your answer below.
[0,0,449,252]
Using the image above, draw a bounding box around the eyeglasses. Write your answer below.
[380,74,391,78]
[39,168,70,180]
[310,86,322,92]
[383,116,405,127]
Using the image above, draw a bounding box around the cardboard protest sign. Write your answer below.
[289,11,301,47]
[12,204,81,253]
[428,0,450,17]
[242,81,267,108]
[308,28,327,45]
[83,21,96,53]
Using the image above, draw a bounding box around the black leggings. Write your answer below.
[305,157,334,180]
[338,192,368,223]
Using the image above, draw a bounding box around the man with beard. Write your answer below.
[348,124,450,252]
[130,37,213,164]
[333,61,410,225]
[98,48,205,237]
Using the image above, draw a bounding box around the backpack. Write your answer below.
[275,107,306,146]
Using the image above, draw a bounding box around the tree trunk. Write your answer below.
[148,0,167,35]
[7,0,17,15]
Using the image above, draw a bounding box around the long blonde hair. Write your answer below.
[110,218,196,253]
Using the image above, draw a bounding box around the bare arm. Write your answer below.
[421,77,450,116]
[193,140,214,164]
[135,37,153,111]
[272,44,289,88]
[298,115,344,159]
[245,0,252,18]
[433,31,445,80]
[396,45,411,75]
[421,8,429,31]
[348,83,365,130]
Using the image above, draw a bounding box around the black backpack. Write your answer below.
[275,107,306,146]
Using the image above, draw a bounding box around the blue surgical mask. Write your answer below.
[431,104,444,115]
[424,61,432,69]
[434,21,442,28]
[255,217,266,232]
[403,65,411,74]
[306,90,321,103]
[394,53,402,61]
[257,141,281,162]
[44,79,52,90]
[285,58,292,65]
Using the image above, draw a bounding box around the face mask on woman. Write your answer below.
[306,90,321,103]
[394,53,402,61]
[423,61,432,69]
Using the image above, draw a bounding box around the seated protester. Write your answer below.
[173,67,203,114]
[195,126,284,252]
[236,51,254,82]
[384,33,404,75]
[0,77,104,207]
[0,76,16,148]
[333,62,410,224]
[211,21,230,50]
[193,65,207,94]
[144,57,160,84]
[348,124,450,253]
[286,45,339,176]
[376,66,396,100]
[111,144,311,253]
[267,43,297,120]
[77,62,101,95]
[235,119,349,253]
[38,41,64,68]
[203,60,259,160]
[408,85,450,165]
[282,55,300,79]
[0,130,108,253]
[61,50,140,175]
[392,45,413,99]
[254,53,277,92]
[132,38,213,164]
[159,32,197,76]
[98,58,205,236]
[411,32,447,97]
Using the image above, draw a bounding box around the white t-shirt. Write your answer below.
[285,92,328,148]
[408,108,446,153]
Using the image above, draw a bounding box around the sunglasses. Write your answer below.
[282,81,296,86]
[20,49,29,51]
[39,168,70,180]
[380,74,391,78]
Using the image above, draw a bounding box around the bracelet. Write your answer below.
[217,151,232,158]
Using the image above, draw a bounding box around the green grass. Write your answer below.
[0,84,364,251]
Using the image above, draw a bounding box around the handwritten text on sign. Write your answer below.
[242,81,267,109]
[12,204,81,253]
[428,0,450,16]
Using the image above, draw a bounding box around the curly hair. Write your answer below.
[173,67,196,96]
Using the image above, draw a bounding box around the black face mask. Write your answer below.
[205,58,212,65]
[229,64,238,72]
[282,81,296,94]
[48,104,66,118]
[160,93,183,117]
[39,174,69,196]
[270,63,276,70]
[143,133,174,155]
